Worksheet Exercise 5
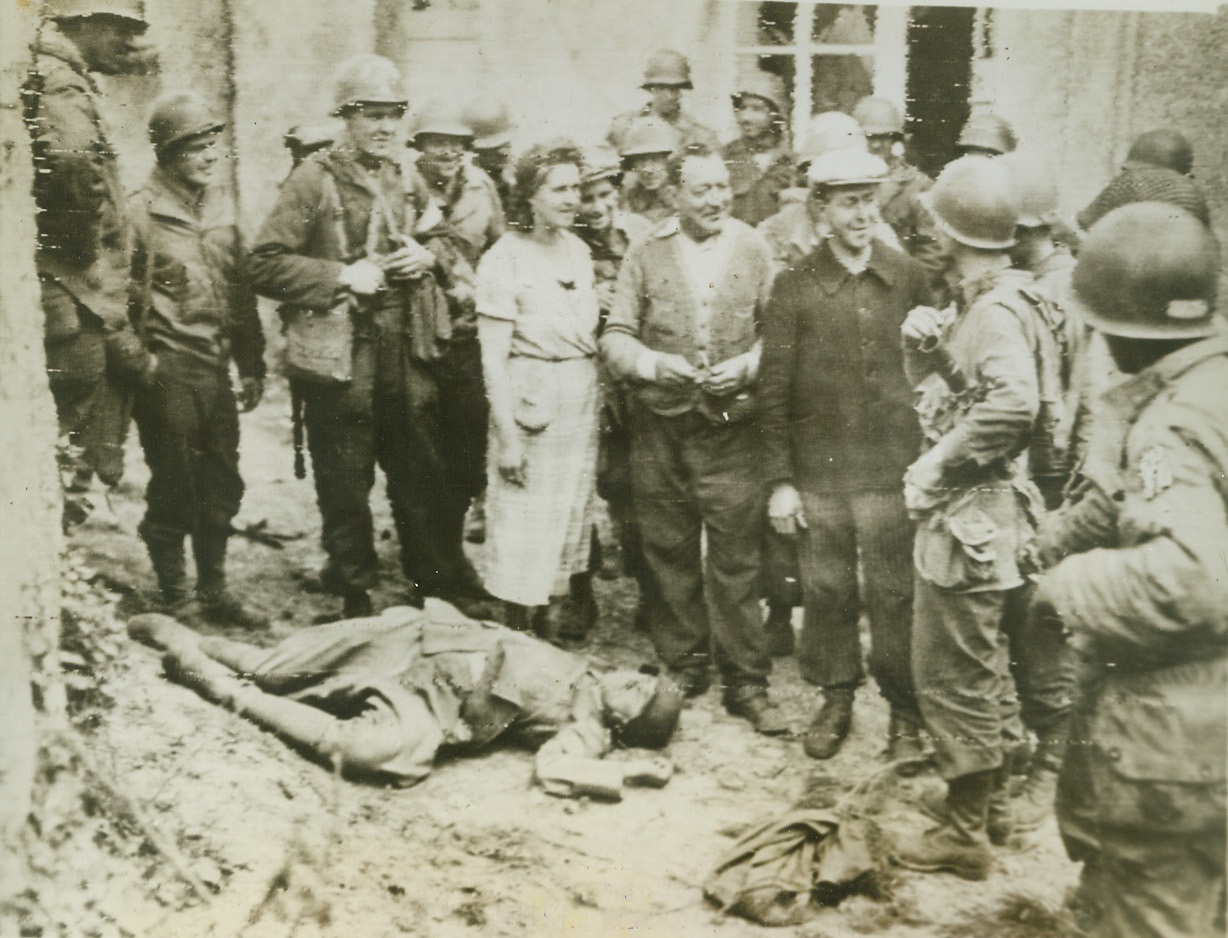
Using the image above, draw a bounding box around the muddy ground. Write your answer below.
[58,367,1079,938]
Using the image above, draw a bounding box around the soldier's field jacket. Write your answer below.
[249,143,427,310]
[904,263,1044,593]
[1037,335,1228,803]
[128,168,264,379]
[26,24,131,336]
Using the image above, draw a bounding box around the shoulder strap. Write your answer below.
[319,168,353,260]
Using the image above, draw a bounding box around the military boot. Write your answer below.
[139,520,189,610]
[193,530,268,630]
[894,769,995,880]
[885,707,928,768]
[987,765,1015,844]
[803,686,855,759]
[1012,765,1059,832]
[919,764,1014,846]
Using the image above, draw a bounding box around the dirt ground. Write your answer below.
[59,368,1079,938]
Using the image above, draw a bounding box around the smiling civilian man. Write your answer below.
[602,145,785,735]
[759,148,932,761]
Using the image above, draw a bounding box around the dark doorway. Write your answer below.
[906,7,975,177]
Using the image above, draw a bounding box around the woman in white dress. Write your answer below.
[476,142,601,638]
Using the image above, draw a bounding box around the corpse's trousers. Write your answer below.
[795,489,917,717]
[629,406,768,687]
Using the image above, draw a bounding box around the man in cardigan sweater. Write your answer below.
[602,146,786,735]
[760,148,932,762]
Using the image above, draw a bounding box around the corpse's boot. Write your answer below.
[803,686,855,759]
[193,530,268,630]
[894,769,995,880]
[557,571,598,643]
[139,520,189,611]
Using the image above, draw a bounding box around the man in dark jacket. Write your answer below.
[129,92,266,628]
[760,147,931,762]
[25,0,154,505]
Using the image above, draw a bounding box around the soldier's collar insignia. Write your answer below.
[1138,445,1174,500]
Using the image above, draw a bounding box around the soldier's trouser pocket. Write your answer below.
[914,486,1022,591]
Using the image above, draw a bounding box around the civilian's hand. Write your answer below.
[653,353,700,388]
[498,434,527,486]
[768,483,807,536]
[698,357,748,395]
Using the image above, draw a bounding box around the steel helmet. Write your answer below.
[956,111,1017,156]
[147,92,223,154]
[806,148,888,188]
[284,121,339,153]
[619,116,681,159]
[410,98,473,141]
[331,54,407,117]
[579,146,623,186]
[921,156,1020,249]
[1126,129,1194,176]
[852,96,904,137]
[1073,202,1219,340]
[463,95,513,150]
[45,0,146,24]
[1000,151,1060,229]
[797,111,867,163]
[641,49,693,89]
[732,71,788,116]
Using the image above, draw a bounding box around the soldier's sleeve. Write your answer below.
[1041,400,1228,649]
[226,227,267,380]
[124,192,151,332]
[248,162,347,309]
[1030,476,1119,568]
[757,272,798,485]
[926,301,1039,472]
[599,245,652,381]
[28,66,106,219]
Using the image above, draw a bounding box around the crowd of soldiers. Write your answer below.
[24,2,1226,935]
